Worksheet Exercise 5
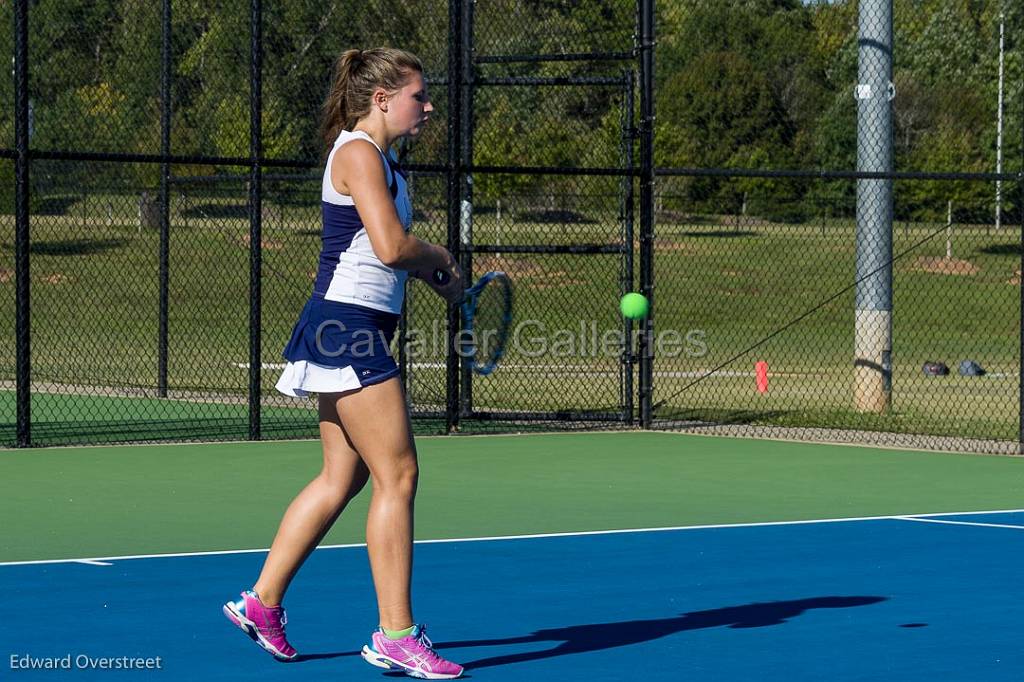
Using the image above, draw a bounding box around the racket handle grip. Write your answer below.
[432,269,451,286]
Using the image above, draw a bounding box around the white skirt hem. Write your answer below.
[275,360,362,397]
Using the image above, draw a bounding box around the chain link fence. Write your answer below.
[652,1,1024,453]
[2,0,1023,451]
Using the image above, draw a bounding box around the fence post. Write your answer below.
[158,0,171,398]
[459,0,475,420]
[14,0,30,447]
[638,0,656,428]
[446,0,464,433]
[622,70,636,425]
[945,200,953,260]
[1018,79,1024,454]
[248,0,263,440]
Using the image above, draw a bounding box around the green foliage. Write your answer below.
[475,93,543,201]
[658,0,1021,220]
[0,161,13,215]
[2,0,1022,219]
[657,1,829,214]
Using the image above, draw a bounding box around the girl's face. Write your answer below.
[386,72,433,138]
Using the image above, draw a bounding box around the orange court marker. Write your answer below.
[755,361,769,394]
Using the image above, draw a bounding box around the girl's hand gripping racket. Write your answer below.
[433,268,513,375]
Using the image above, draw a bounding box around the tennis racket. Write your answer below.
[433,268,513,375]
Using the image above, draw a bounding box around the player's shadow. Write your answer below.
[444,596,886,670]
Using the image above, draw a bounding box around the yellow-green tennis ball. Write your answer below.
[619,292,649,319]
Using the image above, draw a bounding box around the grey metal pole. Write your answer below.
[853,0,894,413]
[14,0,30,447]
[248,0,263,440]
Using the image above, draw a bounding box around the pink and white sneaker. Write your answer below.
[361,624,464,679]
[222,590,298,661]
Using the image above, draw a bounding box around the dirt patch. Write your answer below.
[471,255,586,289]
[0,268,12,284]
[1009,270,1021,286]
[653,239,699,255]
[42,273,71,285]
[722,286,762,297]
[472,255,544,279]
[241,234,284,251]
[909,256,979,276]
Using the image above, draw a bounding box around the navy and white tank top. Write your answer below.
[312,130,413,314]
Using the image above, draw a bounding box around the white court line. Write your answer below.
[893,516,1024,531]
[2,508,1022,569]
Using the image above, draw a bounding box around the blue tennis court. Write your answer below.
[4,509,1022,681]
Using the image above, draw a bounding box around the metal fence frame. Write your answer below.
[442,0,647,432]
[5,0,1024,450]
[5,0,657,446]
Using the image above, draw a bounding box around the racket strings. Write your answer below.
[466,275,513,372]
[473,283,505,362]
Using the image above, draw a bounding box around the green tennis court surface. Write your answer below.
[0,390,318,445]
[2,431,1021,563]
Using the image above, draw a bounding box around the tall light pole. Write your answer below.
[854,0,894,413]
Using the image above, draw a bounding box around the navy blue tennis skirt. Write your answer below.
[276,296,400,396]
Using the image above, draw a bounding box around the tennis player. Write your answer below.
[222,47,465,680]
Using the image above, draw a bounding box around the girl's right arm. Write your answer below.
[333,140,462,301]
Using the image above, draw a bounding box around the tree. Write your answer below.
[656,1,829,214]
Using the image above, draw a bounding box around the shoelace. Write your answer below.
[414,628,446,664]
[262,609,288,638]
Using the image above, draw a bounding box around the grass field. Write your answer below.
[0,189,1020,446]
[652,217,1020,442]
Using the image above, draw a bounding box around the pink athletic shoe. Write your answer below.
[222,590,298,661]
[361,625,464,679]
